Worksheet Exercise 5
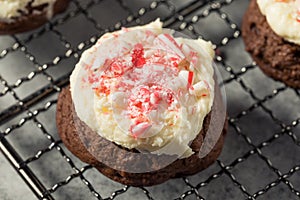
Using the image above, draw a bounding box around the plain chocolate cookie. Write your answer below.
[0,0,70,35]
[242,0,300,88]
[56,85,227,186]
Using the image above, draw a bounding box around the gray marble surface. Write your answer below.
[0,155,35,200]
[1,0,300,199]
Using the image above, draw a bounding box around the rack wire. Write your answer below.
[0,0,300,199]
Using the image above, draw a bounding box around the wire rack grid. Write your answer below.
[0,0,300,199]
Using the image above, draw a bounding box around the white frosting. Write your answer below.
[257,0,300,45]
[0,0,56,22]
[70,19,215,159]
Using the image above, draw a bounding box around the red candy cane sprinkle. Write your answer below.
[109,58,127,77]
[187,71,194,89]
[130,122,152,139]
[293,0,300,22]
[297,10,300,22]
[131,43,146,67]
[296,0,300,22]
[156,33,184,58]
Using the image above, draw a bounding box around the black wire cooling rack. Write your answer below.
[0,0,300,199]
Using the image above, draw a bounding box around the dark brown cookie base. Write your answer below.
[242,0,300,88]
[56,87,227,186]
[0,0,70,35]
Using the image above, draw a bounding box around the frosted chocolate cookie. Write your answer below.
[56,20,227,186]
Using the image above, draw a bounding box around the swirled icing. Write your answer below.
[70,19,215,158]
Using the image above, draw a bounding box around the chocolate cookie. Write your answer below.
[242,0,300,88]
[56,86,227,186]
[0,0,69,35]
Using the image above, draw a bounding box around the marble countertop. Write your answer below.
[0,155,35,200]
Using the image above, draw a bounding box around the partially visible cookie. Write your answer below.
[242,0,300,88]
[0,0,70,35]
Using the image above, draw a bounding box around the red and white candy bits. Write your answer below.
[85,30,205,138]
[296,0,300,22]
